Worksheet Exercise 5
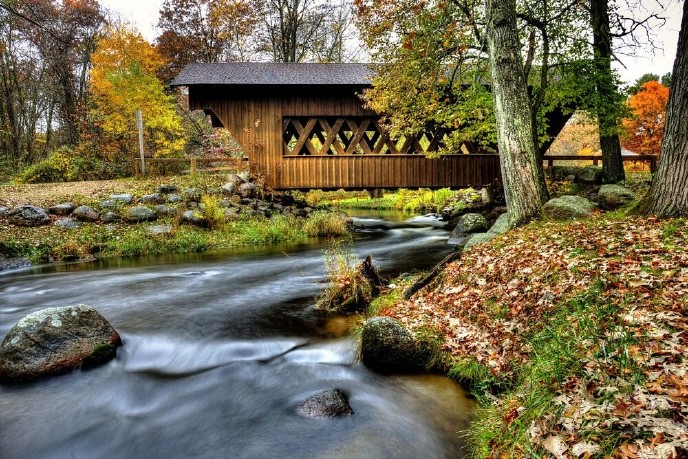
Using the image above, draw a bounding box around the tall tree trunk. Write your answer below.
[486,0,547,227]
[638,0,688,217]
[591,0,625,183]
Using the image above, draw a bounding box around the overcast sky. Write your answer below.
[98,0,682,85]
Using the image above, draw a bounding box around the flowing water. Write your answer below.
[0,214,474,459]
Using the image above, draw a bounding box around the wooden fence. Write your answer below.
[542,154,657,172]
[135,157,249,177]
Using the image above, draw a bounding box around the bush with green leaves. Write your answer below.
[16,147,130,183]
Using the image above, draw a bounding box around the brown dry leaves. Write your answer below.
[382,216,687,458]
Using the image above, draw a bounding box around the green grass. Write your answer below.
[306,188,477,214]
[1,212,352,263]
[466,281,644,458]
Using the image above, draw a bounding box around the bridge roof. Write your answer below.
[171,63,373,87]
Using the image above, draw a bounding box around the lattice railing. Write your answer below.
[282,116,452,156]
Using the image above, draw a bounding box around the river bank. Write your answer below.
[0,176,349,268]
[374,213,687,457]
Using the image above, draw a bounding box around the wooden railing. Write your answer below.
[542,154,657,172]
[283,116,455,156]
[135,157,249,177]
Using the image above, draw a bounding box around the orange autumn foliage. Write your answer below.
[621,80,669,155]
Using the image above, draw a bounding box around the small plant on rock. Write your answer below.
[316,244,383,314]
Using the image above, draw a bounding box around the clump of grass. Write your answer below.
[201,195,225,229]
[366,289,400,316]
[303,210,350,237]
[317,244,376,313]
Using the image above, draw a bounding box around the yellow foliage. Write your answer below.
[89,25,185,158]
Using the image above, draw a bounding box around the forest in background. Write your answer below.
[0,0,677,185]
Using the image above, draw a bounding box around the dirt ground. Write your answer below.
[0,179,146,208]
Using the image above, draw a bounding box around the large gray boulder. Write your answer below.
[0,304,121,382]
[126,206,156,222]
[7,205,50,226]
[72,205,99,222]
[221,182,238,196]
[596,184,635,210]
[55,217,81,229]
[48,203,75,216]
[139,193,166,204]
[455,213,489,234]
[461,213,510,250]
[239,182,259,199]
[360,317,434,372]
[101,211,120,223]
[297,389,354,418]
[543,195,596,220]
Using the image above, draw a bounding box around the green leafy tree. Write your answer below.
[89,25,185,160]
[627,73,660,96]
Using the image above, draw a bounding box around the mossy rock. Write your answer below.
[596,184,635,210]
[543,195,596,220]
[360,317,434,372]
[0,304,122,382]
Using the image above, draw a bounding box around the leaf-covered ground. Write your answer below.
[381,215,687,458]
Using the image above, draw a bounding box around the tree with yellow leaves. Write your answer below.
[89,25,185,160]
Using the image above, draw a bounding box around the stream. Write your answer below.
[0,213,474,459]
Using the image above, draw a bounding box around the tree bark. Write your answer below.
[638,1,688,217]
[591,0,625,183]
[486,0,547,226]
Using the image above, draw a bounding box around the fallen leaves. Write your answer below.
[383,215,688,458]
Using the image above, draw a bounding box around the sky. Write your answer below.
[98,0,683,85]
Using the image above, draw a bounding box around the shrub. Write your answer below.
[16,147,130,183]
[201,195,225,229]
[17,148,73,183]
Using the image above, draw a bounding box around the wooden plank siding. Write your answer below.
[279,154,501,190]
[188,86,501,189]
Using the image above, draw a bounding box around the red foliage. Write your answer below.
[621,81,670,155]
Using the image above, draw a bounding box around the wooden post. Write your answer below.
[190,158,197,174]
[136,109,145,177]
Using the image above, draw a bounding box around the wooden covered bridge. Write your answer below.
[172,63,566,190]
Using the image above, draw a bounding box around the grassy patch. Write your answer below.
[0,213,351,263]
[308,188,480,214]
[468,282,644,457]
